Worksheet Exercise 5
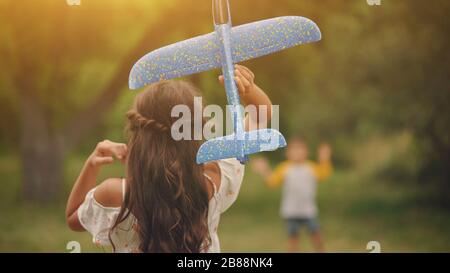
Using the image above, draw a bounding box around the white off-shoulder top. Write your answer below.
[77,158,245,253]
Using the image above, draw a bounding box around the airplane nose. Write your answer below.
[213,0,230,25]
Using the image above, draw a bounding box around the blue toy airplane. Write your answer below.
[129,0,322,164]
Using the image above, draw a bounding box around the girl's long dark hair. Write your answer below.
[109,81,210,253]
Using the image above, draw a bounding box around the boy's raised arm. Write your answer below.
[251,157,289,188]
[266,161,291,188]
[312,143,333,182]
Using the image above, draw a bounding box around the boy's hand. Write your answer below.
[219,64,255,101]
[251,156,271,178]
[318,143,332,163]
[88,140,128,167]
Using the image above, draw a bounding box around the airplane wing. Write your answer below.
[129,31,222,89]
[230,16,322,63]
[129,16,321,89]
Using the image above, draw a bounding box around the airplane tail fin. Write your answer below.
[196,129,287,164]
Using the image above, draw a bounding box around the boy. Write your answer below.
[251,137,333,252]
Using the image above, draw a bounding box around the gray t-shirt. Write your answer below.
[281,164,318,218]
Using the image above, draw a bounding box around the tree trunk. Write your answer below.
[19,92,64,202]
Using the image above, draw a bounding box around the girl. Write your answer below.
[65,65,273,253]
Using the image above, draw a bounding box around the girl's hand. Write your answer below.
[219,64,255,100]
[88,140,128,167]
[219,64,272,130]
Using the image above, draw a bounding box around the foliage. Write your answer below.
[0,0,448,198]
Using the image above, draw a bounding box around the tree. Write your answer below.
[0,0,210,201]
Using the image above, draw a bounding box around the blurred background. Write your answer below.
[0,0,449,252]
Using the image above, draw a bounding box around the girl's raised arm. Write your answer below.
[219,64,273,131]
[65,140,127,231]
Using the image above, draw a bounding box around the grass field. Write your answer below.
[0,154,449,253]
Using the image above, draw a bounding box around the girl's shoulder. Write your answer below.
[93,177,125,209]
[77,178,129,248]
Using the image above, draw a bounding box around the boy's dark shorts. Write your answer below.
[285,217,320,236]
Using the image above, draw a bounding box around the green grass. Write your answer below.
[0,154,449,252]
